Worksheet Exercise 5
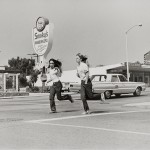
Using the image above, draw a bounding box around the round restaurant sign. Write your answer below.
[32,17,50,56]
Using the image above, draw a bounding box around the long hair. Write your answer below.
[76,53,90,67]
[49,58,62,73]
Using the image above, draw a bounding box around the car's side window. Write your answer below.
[101,75,107,81]
[111,75,119,82]
[92,76,100,82]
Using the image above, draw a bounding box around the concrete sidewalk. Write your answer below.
[0,92,77,99]
[29,87,150,97]
[29,93,49,97]
[29,92,76,97]
[0,88,149,99]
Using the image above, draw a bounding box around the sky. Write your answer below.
[0,0,150,70]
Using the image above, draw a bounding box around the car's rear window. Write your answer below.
[111,75,119,82]
[119,75,127,82]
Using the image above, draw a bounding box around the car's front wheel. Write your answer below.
[133,87,141,96]
[104,90,111,99]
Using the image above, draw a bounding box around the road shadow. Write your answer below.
[110,94,148,100]
[90,110,109,114]
[74,94,149,101]
[59,109,80,113]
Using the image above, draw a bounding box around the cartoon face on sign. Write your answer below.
[36,17,49,32]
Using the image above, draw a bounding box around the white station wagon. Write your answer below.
[69,74,146,99]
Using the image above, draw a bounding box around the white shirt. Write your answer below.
[47,68,60,85]
[77,62,89,81]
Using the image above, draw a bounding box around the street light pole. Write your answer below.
[125,33,129,82]
[125,24,142,82]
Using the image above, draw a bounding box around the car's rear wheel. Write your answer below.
[104,90,111,99]
[133,87,141,96]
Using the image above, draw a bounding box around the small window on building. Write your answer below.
[139,77,143,82]
[135,77,138,82]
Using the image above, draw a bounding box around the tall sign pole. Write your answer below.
[32,17,54,91]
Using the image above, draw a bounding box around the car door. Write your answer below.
[92,75,109,93]
[111,75,124,94]
[91,75,101,88]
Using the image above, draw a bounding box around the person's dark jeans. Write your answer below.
[81,79,101,111]
[49,81,70,111]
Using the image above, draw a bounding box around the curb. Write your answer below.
[29,93,49,97]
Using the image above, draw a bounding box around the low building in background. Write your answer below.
[32,62,150,89]
[0,66,29,97]
[108,62,150,87]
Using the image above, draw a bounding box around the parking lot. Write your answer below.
[0,91,150,150]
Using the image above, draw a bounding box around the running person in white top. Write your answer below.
[47,58,74,113]
[76,53,102,114]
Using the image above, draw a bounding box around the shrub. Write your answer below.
[30,86,40,93]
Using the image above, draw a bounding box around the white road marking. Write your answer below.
[37,122,150,136]
[125,102,150,106]
[26,110,150,123]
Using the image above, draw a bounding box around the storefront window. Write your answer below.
[6,74,16,90]
[139,77,143,82]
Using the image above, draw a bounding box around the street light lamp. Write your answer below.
[125,24,142,82]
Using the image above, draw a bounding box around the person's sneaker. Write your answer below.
[82,110,90,115]
[101,93,105,101]
[68,95,74,103]
[100,93,109,104]
[49,110,57,114]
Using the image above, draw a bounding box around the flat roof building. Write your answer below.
[107,62,150,87]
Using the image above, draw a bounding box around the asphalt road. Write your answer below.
[0,91,150,150]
